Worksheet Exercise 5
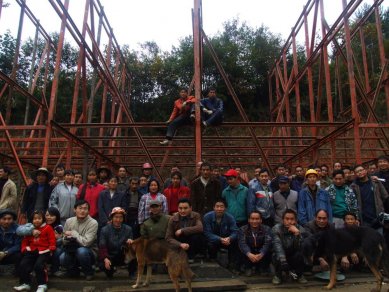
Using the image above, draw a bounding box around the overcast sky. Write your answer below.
[1,0,375,51]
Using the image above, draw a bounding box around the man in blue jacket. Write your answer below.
[0,209,21,274]
[203,198,238,267]
[297,169,332,225]
[191,88,223,127]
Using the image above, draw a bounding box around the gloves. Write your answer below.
[203,108,213,115]
[280,260,290,271]
[182,101,187,107]
[0,251,7,261]
[165,120,171,124]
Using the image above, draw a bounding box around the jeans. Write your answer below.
[208,240,239,269]
[50,247,63,273]
[203,110,223,126]
[166,114,192,140]
[60,247,95,276]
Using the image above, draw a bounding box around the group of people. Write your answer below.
[0,154,389,291]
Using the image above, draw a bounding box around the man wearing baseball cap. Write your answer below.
[222,169,250,227]
[141,200,170,239]
[297,169,332,225]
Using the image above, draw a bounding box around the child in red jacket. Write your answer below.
[14,211,56,292]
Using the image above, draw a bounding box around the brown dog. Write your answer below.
[125,237,194,292]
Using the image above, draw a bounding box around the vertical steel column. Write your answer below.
[42,0,69,167]
[374,0,389,120]
[193,0,202,167]
[342,0,361,163]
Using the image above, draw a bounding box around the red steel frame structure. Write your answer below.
[0,0,388,184]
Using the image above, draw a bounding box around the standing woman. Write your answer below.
[98,176,128,226]
[163,171,190,215]
[138,179,168,224]
[77,169,105,220]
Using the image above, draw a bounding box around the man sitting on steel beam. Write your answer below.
[160,88,196,146]
[190,87,223,127]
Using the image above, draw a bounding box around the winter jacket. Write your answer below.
[248,183,274,220]
[0,179,17,212]
[63,215,98,254]
[168,96,197,121]
[49,182,78,223]
[138,192,168,224]
[190,176,221,215]
[273,189,298,224]
[222,184,250,223]
[22,183,53,221]
[272,223,308,260]
[163,185,191,214]
[0,222,21,255]
[201,97,223,113]
[165,211,203,248]
[297,186,332,225]
[76,183,105,219]
[141,214,170,239]
[238,224,272,256]
[290,176,304,193]
[351,179,389,224]
[326,184,359,218]
[97,189,128,226]
[203,211,238,244]
[21,223,56,254]
[99,223,132,260]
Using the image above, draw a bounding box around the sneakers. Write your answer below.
[272,275,281,285]
[36,284,47,292]
[190,114,195,122]
[202,121,208,127]
[13,283,31,291]
[297,275,308,284]
[159,139,170,146]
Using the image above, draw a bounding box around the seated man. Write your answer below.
[340,212,360,271]
[272,209,308,285]
[61,200,98,280]
[238,211,272,277]
[0,209,21,274]
[192,88,223,127]
[99,207,133,278]
[141,200,170,239]
[304,209,334,272]
[166,198,204,262]
[203,199,238,267]
[160,88,196,145]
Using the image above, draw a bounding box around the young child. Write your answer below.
[341,212,360,271]
[14,211,56,292]
[344,211,359,227]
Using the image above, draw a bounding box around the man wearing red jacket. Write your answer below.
[160,88,196,145]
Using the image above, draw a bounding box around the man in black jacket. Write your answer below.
[190,162,222,215]
[22,167,53,222]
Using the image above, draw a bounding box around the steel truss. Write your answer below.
[0,0,388,183]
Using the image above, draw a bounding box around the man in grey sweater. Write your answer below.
[60,200,98,280]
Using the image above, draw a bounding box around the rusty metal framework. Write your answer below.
[0,0,388,184]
